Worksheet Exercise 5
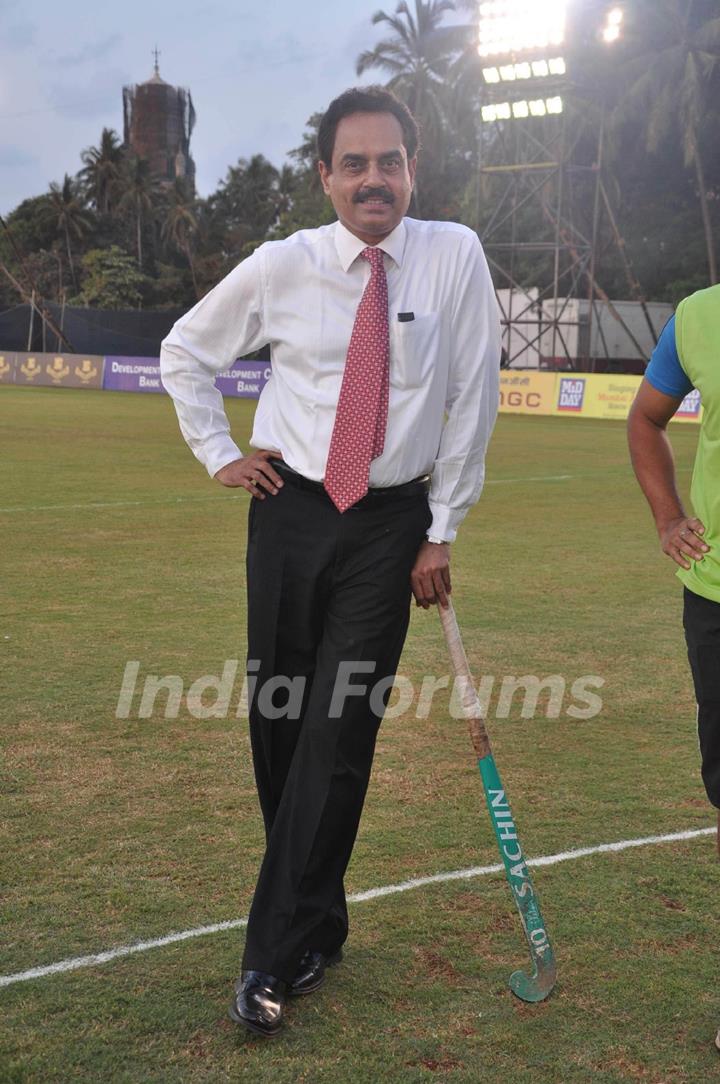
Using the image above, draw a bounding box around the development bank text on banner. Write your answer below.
[102,357,271,397]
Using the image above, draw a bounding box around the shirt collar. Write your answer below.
[334,218,407,273]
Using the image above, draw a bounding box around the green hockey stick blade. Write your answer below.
[509,955,557,1003]
[479,754,557,1003]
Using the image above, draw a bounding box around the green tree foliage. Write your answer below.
[356,0,476,218]
[2,0,719,314]
[161,179,200,299]
[76,246,146,309]
[204,154,284,264]
[45,175,93,290]
[612,0,720,283]
[116,156,164,269]
[80,128,124,216]
[269,114,335,239]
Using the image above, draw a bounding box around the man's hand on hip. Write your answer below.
[214,450,284,499]
[658,514,709,569]
[411,541,451,609]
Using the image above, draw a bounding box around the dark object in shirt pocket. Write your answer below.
[398,312,415,322]
[390,311,440,389]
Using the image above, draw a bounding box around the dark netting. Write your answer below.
[0,304,185,357]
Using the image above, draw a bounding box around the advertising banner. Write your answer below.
[12,352,104,389]
[0,353,15,384]
[579,374,642,420]
[103,356,164,393]
[103,356,271,398]
[555,373,640,420]
[215,360,271,399]
[555,375,587,413]
[499,371,557,415]
[1,349,701,427]
[673,387,703,424]
[552,373,701,424]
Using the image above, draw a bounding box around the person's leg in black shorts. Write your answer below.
[683,587,720,820]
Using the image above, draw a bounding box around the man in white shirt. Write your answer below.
[161,85,500,1038]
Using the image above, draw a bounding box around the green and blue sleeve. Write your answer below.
[644,315,694,398]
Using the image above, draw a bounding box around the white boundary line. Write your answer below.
[3,466,694,515]
[486,474,572,485]
[0,474,590,514]
[0,477,572,514]
[1,825,713,990]
[0,494,244,514]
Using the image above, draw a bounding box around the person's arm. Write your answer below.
[411,235,501,609]
[627,379,708,569]
[160,248,283,499]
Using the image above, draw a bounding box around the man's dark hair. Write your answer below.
[317,86,420,168]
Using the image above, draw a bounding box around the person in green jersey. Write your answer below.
[627,283,720,1053]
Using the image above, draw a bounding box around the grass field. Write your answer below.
[2,386,718,1084]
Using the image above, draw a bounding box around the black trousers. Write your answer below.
[683,587,720,809]
[241,475,431,981]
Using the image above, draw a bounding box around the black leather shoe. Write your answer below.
[288,948,343,997]
[229,970,287,1038]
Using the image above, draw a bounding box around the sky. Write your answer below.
[0,0,396,216]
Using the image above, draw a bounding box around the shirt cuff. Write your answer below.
[195,433,243,478]
[427,501,463,543]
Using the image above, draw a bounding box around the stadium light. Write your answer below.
[602,6,623,43]
[481,97,563,123]
[478,0,568,58]
[478,2,568,122]
[482,56,565,83]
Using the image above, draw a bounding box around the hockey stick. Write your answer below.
[438,598,557,1003]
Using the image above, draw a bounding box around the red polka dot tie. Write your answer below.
[324,246,390,512]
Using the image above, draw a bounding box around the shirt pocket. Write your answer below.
[389,312,440,390]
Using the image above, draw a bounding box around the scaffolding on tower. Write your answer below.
[475,1,655,371]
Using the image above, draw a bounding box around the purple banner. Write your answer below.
[215,360,271,398]
[102,356,270,398]
[103,356,164,393]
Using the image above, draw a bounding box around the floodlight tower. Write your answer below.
[476,0,613,368]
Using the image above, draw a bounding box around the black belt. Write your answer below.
[269,459,429,501]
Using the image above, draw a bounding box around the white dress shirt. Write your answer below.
[160,217,500,542]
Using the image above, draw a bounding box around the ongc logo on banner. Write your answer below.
[20,357,42,381]
[47,357,70,383]
[75,359,99,383]
[676,388,701,418]
[557,377,586,412]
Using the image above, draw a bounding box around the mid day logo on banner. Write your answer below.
[557,377,586,412]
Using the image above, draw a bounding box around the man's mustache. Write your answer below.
[353,188,395,204]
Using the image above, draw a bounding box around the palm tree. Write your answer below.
[208,154,281,257]
[46,175,92,290]
[116,156,163,268]
[615,0,720,283]
[356,1,476,216]
[80,128,124,216]
[276,165,298,219]
[356,0,458,149]
[162,179,200,298]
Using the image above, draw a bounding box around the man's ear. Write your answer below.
[408,156,418,189]
[318,160,332,195]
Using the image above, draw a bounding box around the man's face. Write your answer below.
[318,111,416,244]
